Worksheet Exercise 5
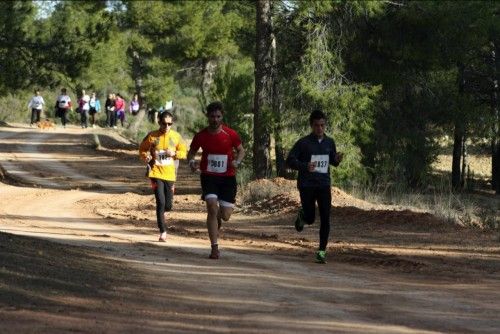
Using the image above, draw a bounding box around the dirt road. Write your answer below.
[1,124,499,333]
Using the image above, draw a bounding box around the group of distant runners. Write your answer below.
[139,102,343,263]
[28,88,141,129]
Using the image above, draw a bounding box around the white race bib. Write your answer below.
[154,150,174,166]
[207,154,228,173]
[311,154,329,173]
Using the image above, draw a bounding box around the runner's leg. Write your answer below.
[30,109,37,125]
[106,110,110,127]
[317,186,332,251]
[80,110,86,128]
[110,110,117,127]
[218,203,233,230]
[61,109,67,127]
[153,179,167,233]
[201,174,221,258]
[164,180,174,212]
[205,197,219,246]
[299,187,316,224]
[84,110,89,128]
[218,176,237,226]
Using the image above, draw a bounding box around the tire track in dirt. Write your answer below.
[0,126,137,192]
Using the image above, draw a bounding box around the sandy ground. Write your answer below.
[1,123,500,333]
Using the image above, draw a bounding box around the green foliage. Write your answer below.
[33,1,113,89]
[277,1,381,185]
[209,58,254,152]
[0,0,497,195]
[0,1,36,93]
[79,29,133,99]
[347,0,498,188]
[141,57,176,108]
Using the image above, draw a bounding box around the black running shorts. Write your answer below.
[200,174,237,204]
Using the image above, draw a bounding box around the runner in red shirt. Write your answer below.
[187,101,245,259]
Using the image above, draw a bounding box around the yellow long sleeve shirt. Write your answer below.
[139,129,187,182]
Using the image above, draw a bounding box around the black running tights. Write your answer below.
[298,186,331,251]
[153,178,174,233]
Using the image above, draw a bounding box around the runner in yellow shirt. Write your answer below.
[139,111,187,242]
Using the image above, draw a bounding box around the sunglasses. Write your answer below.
[161,122,173,126]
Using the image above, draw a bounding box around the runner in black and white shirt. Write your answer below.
[286,109,343,264]
[55,88,72,128]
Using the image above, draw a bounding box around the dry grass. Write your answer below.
[350,182,498,231]
[433,154,491,179]
[240,177,297,205]
[240,151,498,232]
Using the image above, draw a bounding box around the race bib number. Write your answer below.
[207,154,228,173]
[58,100,67,108]
[311,154,329,173]
[154,150,173,166]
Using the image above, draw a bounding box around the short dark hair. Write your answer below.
[158,110,173,121]
[206,101,224,115]
[309,109,327,125]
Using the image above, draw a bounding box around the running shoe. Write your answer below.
[294,208,305,232]
[209,245,220,259]
[159,232,167,242]
[315,250,327,264]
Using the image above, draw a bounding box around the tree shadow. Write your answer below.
[1,230,499,333]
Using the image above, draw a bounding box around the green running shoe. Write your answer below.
[294,208,305,232]
[315,250,327,264]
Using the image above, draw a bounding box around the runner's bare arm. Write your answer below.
[187,147,199,172]
[232,144,245,168]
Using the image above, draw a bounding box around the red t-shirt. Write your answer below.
[114,97,125,111]
[190,125,242,177]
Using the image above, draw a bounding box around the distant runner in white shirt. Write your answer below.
[28,89,45,126]
[78,89,91,129]
[55,88,72,128]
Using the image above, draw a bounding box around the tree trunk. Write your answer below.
[132,50,144,103]
[199,58,215,112]
[451,123,463,190]
[490,41,500,194]
[253,0,273,179]
[273,92,286,177]
[460,132,468,189]
[129,49,145,134]
[269,9,285,177]
[452,63,466,190]
[491,138,499,194]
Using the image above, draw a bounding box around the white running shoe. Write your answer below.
[159,232,167,242]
